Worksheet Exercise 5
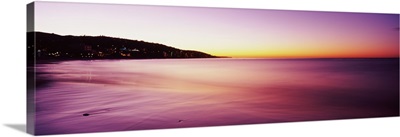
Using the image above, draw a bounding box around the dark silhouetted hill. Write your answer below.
[27,32,218,60]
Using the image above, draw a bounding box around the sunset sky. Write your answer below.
[34,2,399,58]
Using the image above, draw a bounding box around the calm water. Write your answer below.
[34,58,399,135]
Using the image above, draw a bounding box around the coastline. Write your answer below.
[31,57,399,64]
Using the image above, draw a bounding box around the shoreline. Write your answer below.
[32,57,399,63]
[26,57,400,67]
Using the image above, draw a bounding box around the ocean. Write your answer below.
[33,58,399,134]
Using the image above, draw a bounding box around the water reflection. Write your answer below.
[34,58,399,135]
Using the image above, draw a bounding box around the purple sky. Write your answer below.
[35,2,399,58]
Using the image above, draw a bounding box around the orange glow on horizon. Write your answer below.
[209,44,399,59]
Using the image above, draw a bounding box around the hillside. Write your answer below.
[27,32,217,60]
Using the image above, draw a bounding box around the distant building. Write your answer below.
[97,51,104,57]
[120,52,131,57]
[120,47,127,51]
[84,45,92,51]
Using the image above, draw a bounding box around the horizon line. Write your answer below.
[29,31,399,59]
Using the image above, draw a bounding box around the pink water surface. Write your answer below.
[34,58,399,135]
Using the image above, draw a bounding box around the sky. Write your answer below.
[34,2,399,58]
